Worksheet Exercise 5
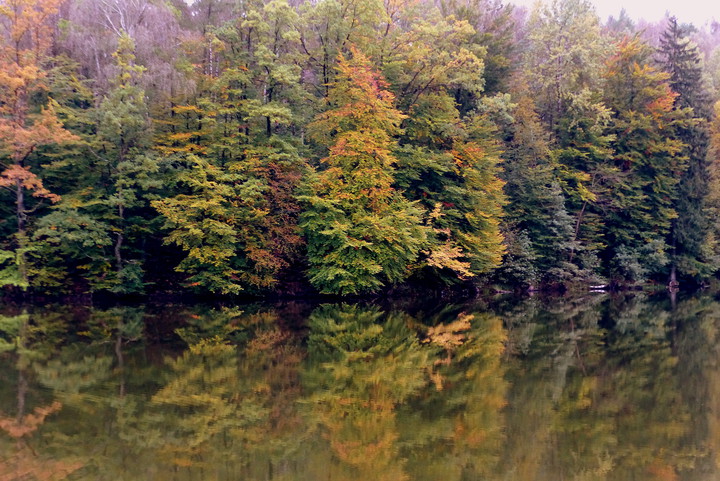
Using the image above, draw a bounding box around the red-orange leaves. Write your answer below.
[0,165,60,202]
[309,46,406,146]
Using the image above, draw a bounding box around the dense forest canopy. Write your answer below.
[1,0,720,297]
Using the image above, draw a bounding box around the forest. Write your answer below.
[2,0,720,298]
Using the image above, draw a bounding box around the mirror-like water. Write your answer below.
[0,292,718,480]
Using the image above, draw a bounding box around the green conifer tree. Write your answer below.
[499,96,575,286]
[659,17,717,282]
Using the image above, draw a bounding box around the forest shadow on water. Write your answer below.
[0,292,719,480]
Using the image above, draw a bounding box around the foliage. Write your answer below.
[0,0,78,288]
[301,47,427,295]
[659,17,717,281]
[0,0,720,295]
[602,37,691,283]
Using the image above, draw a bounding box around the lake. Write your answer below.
[0,291,718,480]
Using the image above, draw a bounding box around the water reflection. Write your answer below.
[0,294,718,479]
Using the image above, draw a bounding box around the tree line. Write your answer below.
[1,0,720,297]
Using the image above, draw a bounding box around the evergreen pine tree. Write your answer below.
[499,96,575,286]
[659,17,716,282]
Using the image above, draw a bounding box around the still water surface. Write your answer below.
[0,292,719,480]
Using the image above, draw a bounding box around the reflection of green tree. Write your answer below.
[147,338,266,468]
[27,306,307,480]
[138,309,307,479]
[674,296,720,479]
[602,294,695,478]
[302,304,432,481]
[27,307,157,480]
[2,296,717,480]
[499,293,698,480]
[0,306,294,481]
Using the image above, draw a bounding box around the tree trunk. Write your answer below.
[668,263,679,289]
[115,204,124,274]
[16,178,28,287]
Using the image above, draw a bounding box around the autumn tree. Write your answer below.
[396,114,507,285]
[435,0,517,97]
[602,37,690,283]
[301,47,427,295]
[380,8,506,285]
[153,5,307,294]
[0,0,78,288]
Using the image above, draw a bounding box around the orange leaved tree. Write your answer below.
[0,0,77,288]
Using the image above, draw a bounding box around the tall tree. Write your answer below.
[706,101,720,270]
[522,0,608,133]
[301,47,427,295]
[32,33,161,293]
[521,0,613,285]
[602,37,690,283]
[659,17,716,282]
[93,32,160,292]
[498,95,575,286]
[0,0,78,288]
[153,7,307,294]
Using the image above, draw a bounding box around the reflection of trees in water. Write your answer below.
[301,304,507,481]
[674,296,720,480]
[0,296,718,480]
[0,309,83,480]
[302,305,428,481]
[499,292,702,481]
[1,305,307,480]
[401,309,508,481]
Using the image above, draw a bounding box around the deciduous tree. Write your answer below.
[301,47,427,295]
[0,0,78,288]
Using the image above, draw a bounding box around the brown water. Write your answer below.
[0,292,718,480]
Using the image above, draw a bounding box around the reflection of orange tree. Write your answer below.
[401,310,507,481]
[243,317,305,447]
[0,401,61,439]
[0,310,82,480]
[303,305,431,481]
[0,401,82,481]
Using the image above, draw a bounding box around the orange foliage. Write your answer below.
[646,459,679,481]
[647,84,679,118]
[0,0,78,163]
[0,455,83,481]
[0,165,60,202]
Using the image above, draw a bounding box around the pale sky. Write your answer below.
[509,0,719,27]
